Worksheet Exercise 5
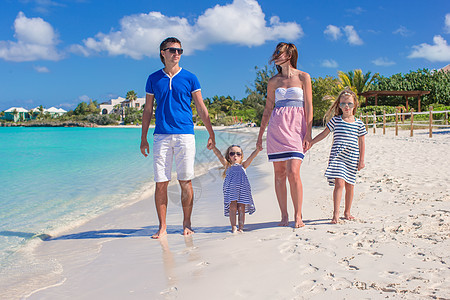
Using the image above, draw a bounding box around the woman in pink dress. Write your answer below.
[256,42,313,228]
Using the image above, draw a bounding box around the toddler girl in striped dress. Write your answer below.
[211,144,260,233]
[310,88,367,224]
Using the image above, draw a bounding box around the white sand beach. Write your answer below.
[4,126,449,299]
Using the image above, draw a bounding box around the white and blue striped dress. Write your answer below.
[325,116,367,186]
[223,164,256,216]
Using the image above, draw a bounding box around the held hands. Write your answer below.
[302,134,312,152]
[207,137,215,150]
[140,139,150,157]
[358,161,365,171]
[256,137,263,151]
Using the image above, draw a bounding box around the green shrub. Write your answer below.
[86,114,118,125]
[358,105,400,122]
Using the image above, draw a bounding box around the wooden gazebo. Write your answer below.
[359,90,430,112]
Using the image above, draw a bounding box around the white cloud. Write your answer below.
[393,25,413,37]
[73,0,303,59]
[346,7,365,15]
[58,102,76,109]
[409,35,450,62]
[343,25,363,45]
[0,12,63,62]
[324,24,363,45]
[372,57,395,66]
[445,13,450,33]
[321,59,338,68]
[324,25,342,40]
[78,95,90,102]
[34,65,50,72]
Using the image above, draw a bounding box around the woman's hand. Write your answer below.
[256,137,263,151]
[302,134,312,152]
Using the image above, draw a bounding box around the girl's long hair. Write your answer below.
[323,87,359,124]
[222,145,244,178]
[269,42,298,74]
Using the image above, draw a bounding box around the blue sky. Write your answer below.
[1,0,450,111]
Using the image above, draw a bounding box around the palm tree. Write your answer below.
[125,90,138,122]
[38,105,44,120]
[126,90,137,105]
[338,69,379,104]
[28,109,35,120]
[12,109,19,122]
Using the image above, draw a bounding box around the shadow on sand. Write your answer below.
[0,218,332,242]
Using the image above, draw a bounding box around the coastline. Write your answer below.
[2,126,449,299]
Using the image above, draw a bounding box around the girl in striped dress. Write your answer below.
[310,88,367,224]
[211,145,260,233]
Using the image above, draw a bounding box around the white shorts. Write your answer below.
[153,134,196,182]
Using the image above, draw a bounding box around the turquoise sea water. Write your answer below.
[0,127,239,273]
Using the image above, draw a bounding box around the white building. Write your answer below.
[46,107,67,116]
[4,107,30,122]
[2,106,67,122]
[99,97,145,115]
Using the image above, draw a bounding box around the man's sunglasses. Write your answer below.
[163,47,183,55]
[229,152,242,157]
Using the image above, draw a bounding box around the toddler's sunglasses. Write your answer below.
[229,152,242,157]
[163,47,183,54]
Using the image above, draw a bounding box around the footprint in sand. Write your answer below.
[295,280,326,294]
[299,263,319,275]
[338,256,360,271]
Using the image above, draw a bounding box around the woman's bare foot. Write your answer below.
[294,220,305,228]
[278,215,289,226]
[237,228,244,233]
[152,228,167,239]
[330,217,339,224]
[344,214,355,221]
[231,226,237,233]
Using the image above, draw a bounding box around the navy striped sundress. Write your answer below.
[325,116,367,186]
[223,164,256,216]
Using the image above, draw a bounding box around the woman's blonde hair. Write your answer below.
[269,42,298,74]
[222,145,244,178]
[323,88,359,124]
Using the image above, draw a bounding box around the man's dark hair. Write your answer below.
[160,37,182,65]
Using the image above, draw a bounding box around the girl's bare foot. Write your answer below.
[278,215,289,226]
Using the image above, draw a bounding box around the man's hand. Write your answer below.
[140,139,150,157]
[207,137,215,150]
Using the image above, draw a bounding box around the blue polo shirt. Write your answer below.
[145,68,201,134]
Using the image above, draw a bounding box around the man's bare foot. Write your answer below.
[344,214,355,221]
[278,215,289,227]
[183,226,194,236]
[152,228,167,239]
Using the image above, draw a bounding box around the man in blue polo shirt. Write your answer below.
[140,37,215,239]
